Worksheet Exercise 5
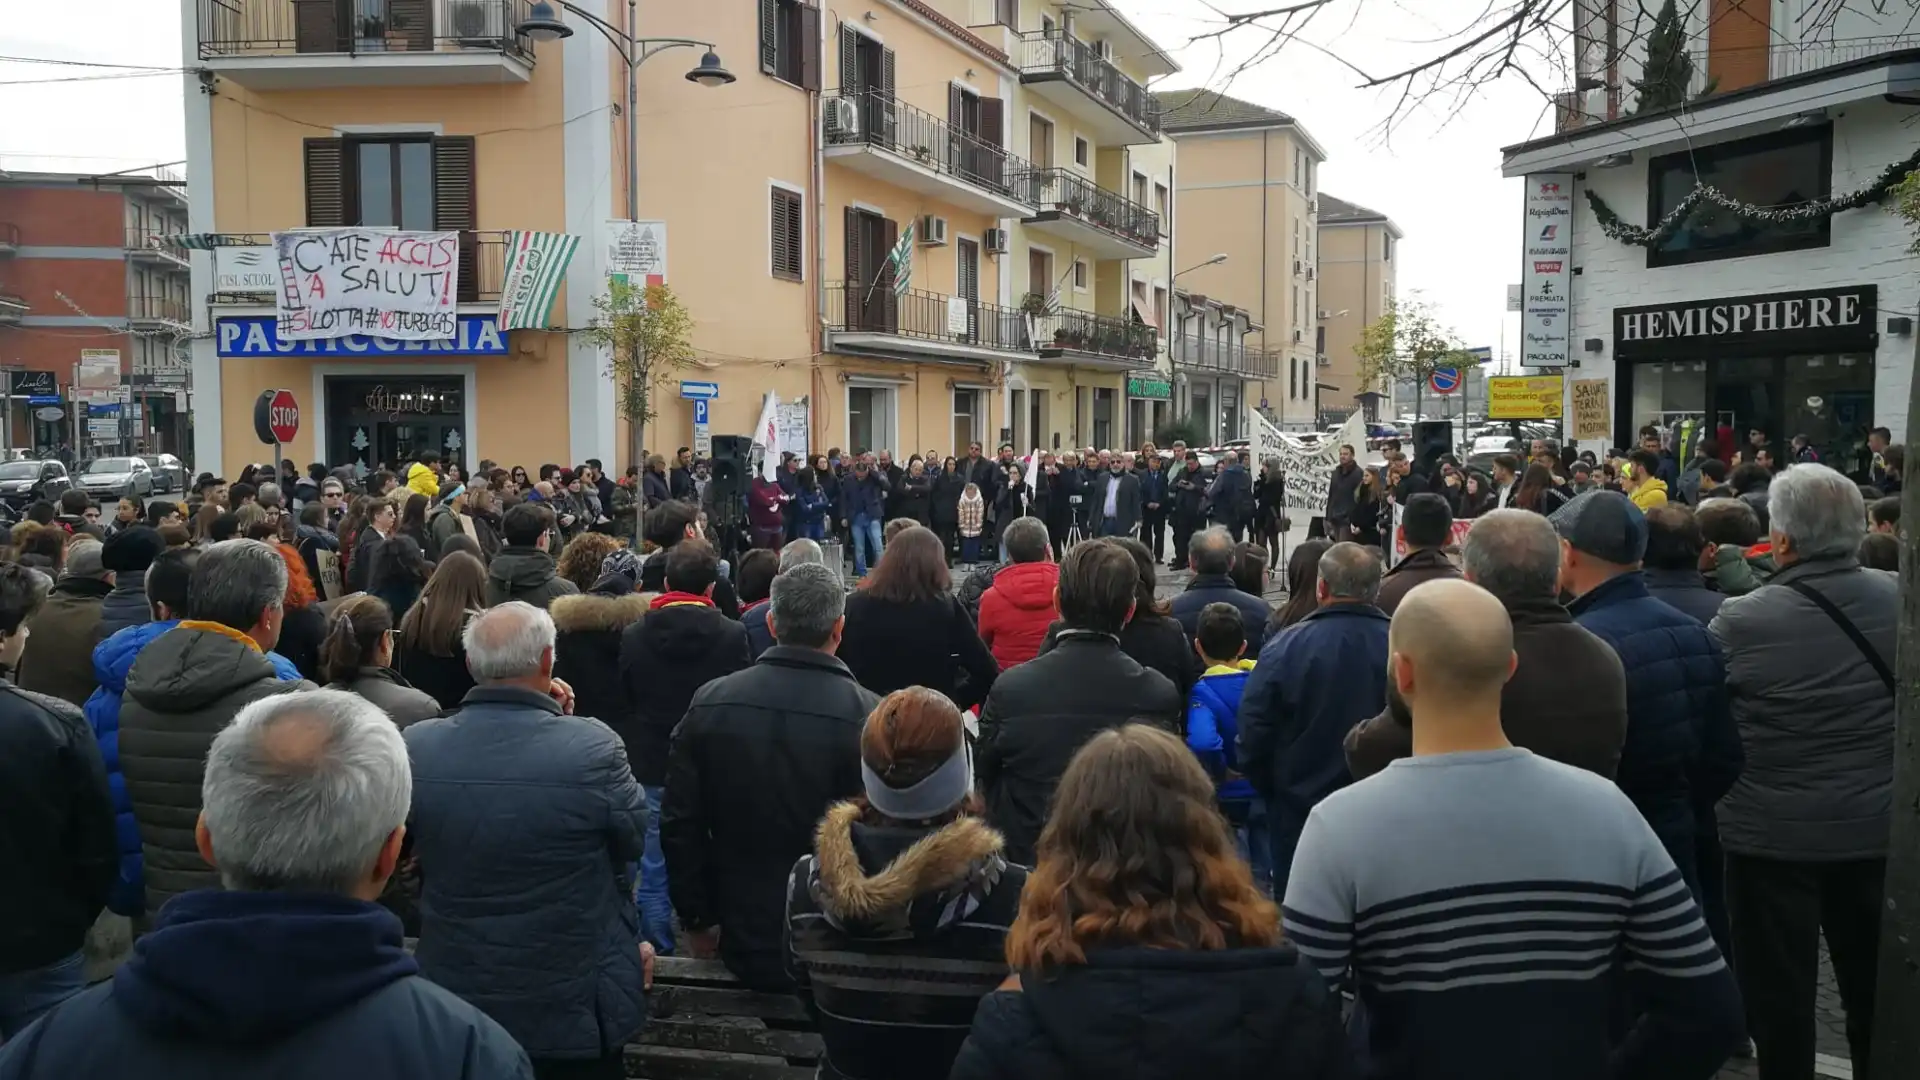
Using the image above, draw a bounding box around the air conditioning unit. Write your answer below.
[1307,200,1318,214]
[919,215,949,246]
[1317,354,1332,367]
[983,228,1010,254]
[1305,267,1315,281]
[824,97,860,138]
[448,0,503,43]
[1317,308,1332,319]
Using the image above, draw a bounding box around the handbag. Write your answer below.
[1782,578,1894,694]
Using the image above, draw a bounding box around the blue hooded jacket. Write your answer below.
[1188,659,1257,804]
[0,890,529,1079]
[85,621,302,916]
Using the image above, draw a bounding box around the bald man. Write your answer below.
[1282,578,1744,1080]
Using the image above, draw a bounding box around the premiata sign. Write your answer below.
[1614,286,1877,360]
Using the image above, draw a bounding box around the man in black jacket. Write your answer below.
[669,447,697,502]
[977,541,1182,864]
[638,501,741,617]
[1168,452,1209,570]
[1086,456,1142,538]
[662,562,875,991]
[0,562,117,1037]
[1206,451,1254,542]
[1170,526,1272,654]
[1325,445,1363,541]
[619,540,750,955]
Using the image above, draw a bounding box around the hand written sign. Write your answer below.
[272,229,461,342]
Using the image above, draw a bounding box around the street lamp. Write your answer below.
[1174,252,1228,278]
[514,0,734,223]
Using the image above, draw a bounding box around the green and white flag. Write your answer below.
[883,219,915,297]
[497,230,582,330]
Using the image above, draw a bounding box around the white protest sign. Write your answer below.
[273,229,460,342]
[1253,410,1366,519]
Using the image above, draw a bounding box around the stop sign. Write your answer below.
[253,388,300,445]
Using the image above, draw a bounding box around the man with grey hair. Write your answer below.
[743,540,826,659]
[1346,510,1628,782]
[17,539,112,707]
[1239,541,1390,894]
[664,562,876,990]
[119,540,315,911]
[0,689,532,1079]
[1709,463,1895,1079]
[403,601,646,1079]
[1206,449,1254,541]
[1170,525,1271,653]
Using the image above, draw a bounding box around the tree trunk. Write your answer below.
[630,359,647,550]
[1871,336,1920,1078]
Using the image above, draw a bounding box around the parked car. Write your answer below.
[0,459,71,511]
[140,453,186,493]
[77,456,153,500]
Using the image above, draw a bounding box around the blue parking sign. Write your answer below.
[692,399,709,425]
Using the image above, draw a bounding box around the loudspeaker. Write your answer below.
[708,435,753,508]
[1412,421,1453,474]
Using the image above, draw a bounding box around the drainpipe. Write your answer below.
[1259,129,1269,439]
[813,16,828,368]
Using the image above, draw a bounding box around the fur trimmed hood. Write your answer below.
[548,591,653,634]
[811,801,1006,924]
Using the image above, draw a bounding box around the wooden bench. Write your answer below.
[629,956,823,1080]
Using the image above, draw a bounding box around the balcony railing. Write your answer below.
[198,0,536,64]
[1024,168,1159,249]
[0,292,25,322]
[826,283,1032,355]
[127,230,190,264]
[1015,30,1160,137]
[824,89,1033,202]
[128,295,191,325]
[1035,308,1157,364]
[198,230,508,303]
[1170,333,1280,378]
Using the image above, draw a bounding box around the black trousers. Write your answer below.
[1725,853,1884,1080]
[1141,508,1167,559]
[531,1052,625,1080]
[1170,512,1201,567]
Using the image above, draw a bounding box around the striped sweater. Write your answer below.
[1281,748,1743,1080]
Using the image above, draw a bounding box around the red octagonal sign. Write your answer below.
[254,388,300,445]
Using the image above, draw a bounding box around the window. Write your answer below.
[1030,113,1054,169]
[1041,13,1055,36]
[1074,137,1088,167]
[1072,259,1087,289]
[994,0,1016,27]
[759,0,820,90]
[847,384,896,456]
[1029,248,1054,304]
[1383,233,1393,261]
[1305,159,1314,196]
[354,139,433,229]
[1294,147,1303,187]
[770,186,804,281]
[1292,286,1301,326]
[1647,124,1832,267]
[1153,285,1168,332]
[1132,171,1148,206]
[953,388,983,452]
[304,135,477,299]
[1153,181,1168,220]
[1093,387,1115,450]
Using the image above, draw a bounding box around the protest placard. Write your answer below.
[273,229,461,342]
[1253,411,1367,520]
[1571,378,1611,441]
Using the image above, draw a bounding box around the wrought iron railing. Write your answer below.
[1170,333,1280,378]
[128,295,192,324]
[1035,308,1156,364]
[826,282,1032,354]
[824,89,1033,203]
[198,0,537,64]
[127,229,190,263]
[195,229,507,303]
[0,223,19,250]
[0,292,26,319]
[1014,30,1161,136]
[1024,168,1159,248]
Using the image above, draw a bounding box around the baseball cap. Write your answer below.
[1549,490,1648,566]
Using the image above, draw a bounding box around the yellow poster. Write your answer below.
[1486,375,1565,420]
[1571,379,1611,441]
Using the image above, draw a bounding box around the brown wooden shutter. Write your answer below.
[758,0,778,74]
[303,138,348,227]
[772,189,803,281]
[388,0,431,51]
[843,207,864,326]
[881,47,895,98]
[431,136,478,302]
[771,192,790,278]
[294,0,344,54]
[839,25,858,90]
[797,4,821,91]
[980,98,1004,146]
[949,84,963,126]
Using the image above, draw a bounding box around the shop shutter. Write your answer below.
[844,207,865,327]
[432,136,479,302]
[797,4,822,91]
[303,138,348,227]
[759,0,778,74]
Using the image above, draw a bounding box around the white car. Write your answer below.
[78,456,154,500]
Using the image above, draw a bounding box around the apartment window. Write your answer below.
[1648,124,1831,267]
[759,0,821,90]
[1028,248,1055,305]
[1316,324,1326,353]
[304,135,477,298]
[1074,137,1089,167]
[1030,113,1054,169]
[1294,147,1303,187]
[993,0,1016,27]
[355,139,434,229]
[1289,358,1299,400]
[953,388,984,452]
[1292,286,1300,326]
[847,384,896,456]
[1041,13,1055,36]
[1072,259,1087,289]
[770,186,804,281]
[1153,181,1168,220]
[1153,285,1168,333]
[1093,387,1115,450]
[1383,233,1393,261]
[1132,171,1148,206]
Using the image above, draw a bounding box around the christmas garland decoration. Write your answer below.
[1584,144,1920,248]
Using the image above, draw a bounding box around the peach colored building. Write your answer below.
[1313,194,1400,421]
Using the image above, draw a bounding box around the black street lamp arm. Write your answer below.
[542,0,712,70]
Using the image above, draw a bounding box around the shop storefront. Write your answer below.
[1613,285,1878,466]
[1126,373,1172,448]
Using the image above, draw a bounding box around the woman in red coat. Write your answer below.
[975,517,1059,669]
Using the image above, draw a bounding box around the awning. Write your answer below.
[1132,297,1158,329]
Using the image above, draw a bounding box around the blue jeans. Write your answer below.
[636,784,674,955]
[851,514,883,577]
[0,950,84,1039]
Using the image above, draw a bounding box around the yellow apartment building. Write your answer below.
[1313,194,1401,422]
[1154,89,1322,436]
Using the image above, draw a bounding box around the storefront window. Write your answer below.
[1648,126,1831,267]
[1092,388,1115,451]
[1629,360,1708,436]
[1783,354,1874,467]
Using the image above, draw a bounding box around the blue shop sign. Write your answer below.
[217,314,508,358]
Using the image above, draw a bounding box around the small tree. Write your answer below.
[581,278,696,542]
[1631,0,1714,115]
[1353,296,1478,425]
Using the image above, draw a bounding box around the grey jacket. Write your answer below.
[1709,556,1897,861]
[404,686,648,1059]
[327,667,442,728]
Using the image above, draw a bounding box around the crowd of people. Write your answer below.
[0,427,1901,1080]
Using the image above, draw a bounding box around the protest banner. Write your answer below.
[1571,378,1611,441]
[273,229,461,342]
[1253,410,1367,520]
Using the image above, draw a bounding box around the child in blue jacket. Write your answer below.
[1187,602,1271,892]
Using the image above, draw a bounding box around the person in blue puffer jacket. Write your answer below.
[1185,602,1269,893]
[83,548,304,917]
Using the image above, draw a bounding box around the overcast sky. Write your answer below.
[1,0,1548,367]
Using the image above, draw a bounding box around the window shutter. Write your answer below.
[389,0,431,51]
[979,97,1004,146]
[431,136,478,302]
[294,0,344,54]
[839,25,857,91]
[771,190,802,281]
[303,138,347,227]
[844,207,865,322]
[881,47,896,99]
[759,0,778,74]
[949,84,963,126]
[797,4,821,90]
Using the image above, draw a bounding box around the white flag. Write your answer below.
[754,392,781,481]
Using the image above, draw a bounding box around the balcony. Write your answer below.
[0,224,17,257]
[0,293,24,325]
[197,0,536,90]
[128,295,192,329]
[825,283,1035,365]
[1170,333,1281,379]
[1015,31,1161,144]
[1033,308,1156,371]
[823,91,1037,218]
[200,230,507,305]
[127,230,191,271]
[1022,169,1158,259]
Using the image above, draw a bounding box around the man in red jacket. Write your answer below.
[976,517,1058,669]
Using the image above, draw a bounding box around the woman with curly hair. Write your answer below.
[555,531,622,593]
[952,724,1348,1080]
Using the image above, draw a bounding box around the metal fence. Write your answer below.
[1035,308,1156,363]
[1170,333,1280,378]
[198,0,536,63]
[823,89,1033,201]
[826,282,1032,354]
[1025,168,1159,248]
[1014,30,1161,136]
